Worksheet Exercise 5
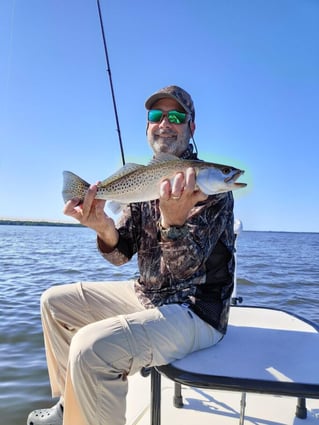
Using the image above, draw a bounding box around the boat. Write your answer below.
[123,220,319,425]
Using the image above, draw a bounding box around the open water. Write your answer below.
[0,224,318,424]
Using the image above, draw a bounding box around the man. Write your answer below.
[27,85,235,425]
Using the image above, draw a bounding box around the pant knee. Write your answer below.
[68,323,119,381]
[68,318,140,378]
[69,327,92,367]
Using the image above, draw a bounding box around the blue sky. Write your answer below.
[1,0,318,232]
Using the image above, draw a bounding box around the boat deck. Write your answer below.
[126,306,319,425]
[126,373,319,425]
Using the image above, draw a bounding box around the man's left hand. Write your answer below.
[159,167,207,228]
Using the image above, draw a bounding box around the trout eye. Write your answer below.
[222,167,232,175]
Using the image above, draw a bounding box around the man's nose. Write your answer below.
[158,115,171,127]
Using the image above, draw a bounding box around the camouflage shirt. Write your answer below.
[99,194,235,335]
[99,150,235,334]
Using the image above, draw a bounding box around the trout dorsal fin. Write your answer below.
[148,153,180,165]
[100,163,146,186]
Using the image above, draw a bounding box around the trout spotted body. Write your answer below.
[62,153,246,205]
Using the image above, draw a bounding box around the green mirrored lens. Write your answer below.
[167,110,187,124]
[148,110,163,122]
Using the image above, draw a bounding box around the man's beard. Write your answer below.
[150,131,188,156]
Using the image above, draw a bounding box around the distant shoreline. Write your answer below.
[0,219,83,228]
[0,220,317,234]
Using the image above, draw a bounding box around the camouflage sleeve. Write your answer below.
[159,193,234,280]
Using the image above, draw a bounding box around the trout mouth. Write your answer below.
[224,169,244,183]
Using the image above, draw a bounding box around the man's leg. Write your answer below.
[28,280,143,425]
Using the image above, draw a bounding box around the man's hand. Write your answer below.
[63,183,119,249]
[159,167,207,228]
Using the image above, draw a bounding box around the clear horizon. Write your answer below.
[1,216,318,234]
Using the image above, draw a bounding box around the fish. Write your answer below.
[62,153,246,208]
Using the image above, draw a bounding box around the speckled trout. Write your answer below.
[62,153,246,205]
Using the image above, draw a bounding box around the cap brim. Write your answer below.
[145,93,190,114]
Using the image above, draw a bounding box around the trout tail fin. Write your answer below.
[62,171,90,203]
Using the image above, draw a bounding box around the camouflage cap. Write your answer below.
[145,85,195,121]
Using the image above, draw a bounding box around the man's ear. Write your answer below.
[189,121,196,136]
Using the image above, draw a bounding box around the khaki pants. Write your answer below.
[41,281,222,425]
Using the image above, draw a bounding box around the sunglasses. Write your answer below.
[147,109,188,124]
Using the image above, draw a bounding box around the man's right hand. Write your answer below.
[63,183,119,249]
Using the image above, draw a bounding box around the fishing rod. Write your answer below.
[96,1,139,249]
[96,0,126,166]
